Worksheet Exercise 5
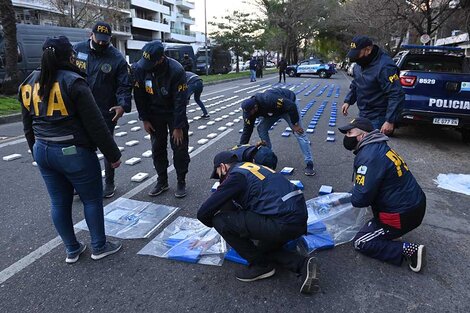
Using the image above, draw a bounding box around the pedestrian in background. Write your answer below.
[181,53,194,72]
[19,36,122,263]
[186,71,210,119]
[249,56,258,82]
[277,57,287,83]
[74,21,132,198]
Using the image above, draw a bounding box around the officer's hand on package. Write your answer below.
[111,159,121,169]
[380,121,394,135]
[172,128,184,146]
[110,106,125,122]
[342,103,350,116]
[143,121,155,134]
[292,124,304,135]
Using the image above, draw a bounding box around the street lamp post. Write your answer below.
[204,0,209,76]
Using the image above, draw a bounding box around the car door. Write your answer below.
[308,59,322,74]
[296,60,310,74]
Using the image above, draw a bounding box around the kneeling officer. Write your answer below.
[197,151,319,294]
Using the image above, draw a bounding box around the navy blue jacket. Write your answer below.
[198,162,307,227]
[351,132,424,228]
[133,57,189,129]
[240,88,299,144]
[73,40,132,121]
[249,59,258,70]
[344,46,405,123]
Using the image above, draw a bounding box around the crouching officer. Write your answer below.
[339,117,426,272]
[19,36,122,262]
[197,151,319,294]
[240,88,315,176]
[133,41,190,198]
[74,21,132,198]
[186,71,209,119]
[230,141,278,170]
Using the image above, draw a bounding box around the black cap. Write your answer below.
[92,22,112,42]
[253,146,278,170]
[338,117,374,134]
[347,35,373,59]
[42,36,74,55]
[210,151,238,179]
[137,41,165,71]
[241,97,256,112]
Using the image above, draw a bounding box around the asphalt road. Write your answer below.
[0,72,469,313]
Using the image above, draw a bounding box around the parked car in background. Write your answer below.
[286,57,336,78]
[347,62,356,76]
[195,46,231,75]
[266,60,276,68]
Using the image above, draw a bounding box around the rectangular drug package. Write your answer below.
[125,157,142,165]
[125,140,139,146]
[327,130,335,135]
[211,182,220,192]
[131,172,149,182]
[280,167,294,175]
[290,180,304,190]
[142,150,152,158]
[2,154,22,161]
[326,137,335,142]
[319,185,333,195]
[281,132,291,137]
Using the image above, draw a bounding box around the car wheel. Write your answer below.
[319,70,327,78]
[288,70,295,77]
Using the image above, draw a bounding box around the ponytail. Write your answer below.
[38,47,58,100]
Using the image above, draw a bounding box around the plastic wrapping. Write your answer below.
[301,192,371,254]
[137,216,227,266]
[434,173,470,196]
[75,198,179,239]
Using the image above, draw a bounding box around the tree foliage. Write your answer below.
[0,0,19,95]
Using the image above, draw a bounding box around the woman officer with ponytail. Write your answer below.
[19,36,123,263]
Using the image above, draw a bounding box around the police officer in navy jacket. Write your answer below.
[339,117,426,272]
[74,22,132,198]
[342,36,405,135]
[197,151,318,294]
[133,41,190,198]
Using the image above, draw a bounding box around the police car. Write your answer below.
[286,57,336,78]
[395,45,470,142]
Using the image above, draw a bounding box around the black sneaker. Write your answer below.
[201,114,210,119]
[103,183,116,198]
[175,182,187,198]
[65,242,86,264]
[235,265,275,282]
[404,243,426,273]
[148,182,169,197]
[304,162,316,176]
[300,257,320,294]
[91,241,122,260]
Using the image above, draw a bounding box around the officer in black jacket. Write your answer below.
[339,117,426,272]
[342,36,405,135]
[181,53,194,71]
[19,36,122,263]
[133,41,190,198]
[186,71,209,118]
[74,21,132,198]
[229,142,278,170]
[197,151,319,295]
[240,88,315,176]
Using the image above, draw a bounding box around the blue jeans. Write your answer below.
[188,80,208,115]
[250,70,256,82]
[33,140,106,253]
[257,110,313,165]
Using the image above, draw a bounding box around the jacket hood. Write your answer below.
[354,129,389,154]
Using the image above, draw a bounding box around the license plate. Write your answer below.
[433,118,459,126]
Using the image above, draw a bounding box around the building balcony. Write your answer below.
[131,0,170,14]
[163,0,176,5]
[167,28,196,43]
[176,0,194,10]
[132,17,170,33]
[12,0,60,12]
[176,13,195,25]
[110,23,132,37]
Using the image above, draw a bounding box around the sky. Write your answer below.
[191,0,255,33]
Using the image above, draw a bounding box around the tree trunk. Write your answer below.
[0,0,19,95]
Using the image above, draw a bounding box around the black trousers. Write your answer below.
[147,114,190,183]
[279,70,286,82]
[103,119,117,185]
[212,209,306,273]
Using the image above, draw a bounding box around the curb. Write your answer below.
[203,72,276,86]
[0,113,22,125]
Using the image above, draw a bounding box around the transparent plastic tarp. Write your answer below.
[137,216,227,266]
[300,192,372,254]
[75,198,179,239]
[434,173,470,196]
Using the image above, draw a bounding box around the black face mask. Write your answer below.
[354,46,378,67]
[91,40,109,53]
[343,135,359,151]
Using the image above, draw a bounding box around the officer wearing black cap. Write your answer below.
[342,35,405,136]
[133,40,190,198]
[74,21,132,198]
[197,151,318,294]
[339,117,426,273]
[240,87,315,176]
[19,36,122,263]
[229,142,278,170]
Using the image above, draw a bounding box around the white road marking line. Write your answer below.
[0,128,233,284]
[0,137,27,149]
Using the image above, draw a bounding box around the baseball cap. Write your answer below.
[42,36,74,56]
[137,40,165,71]
[338,117,374,134]
[241,97,257,112]
[210,151,238,179]
[253,146,278,170]
[347,35,373,59]
[92,22,112,42]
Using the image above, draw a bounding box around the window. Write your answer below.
[401,55,464,73]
